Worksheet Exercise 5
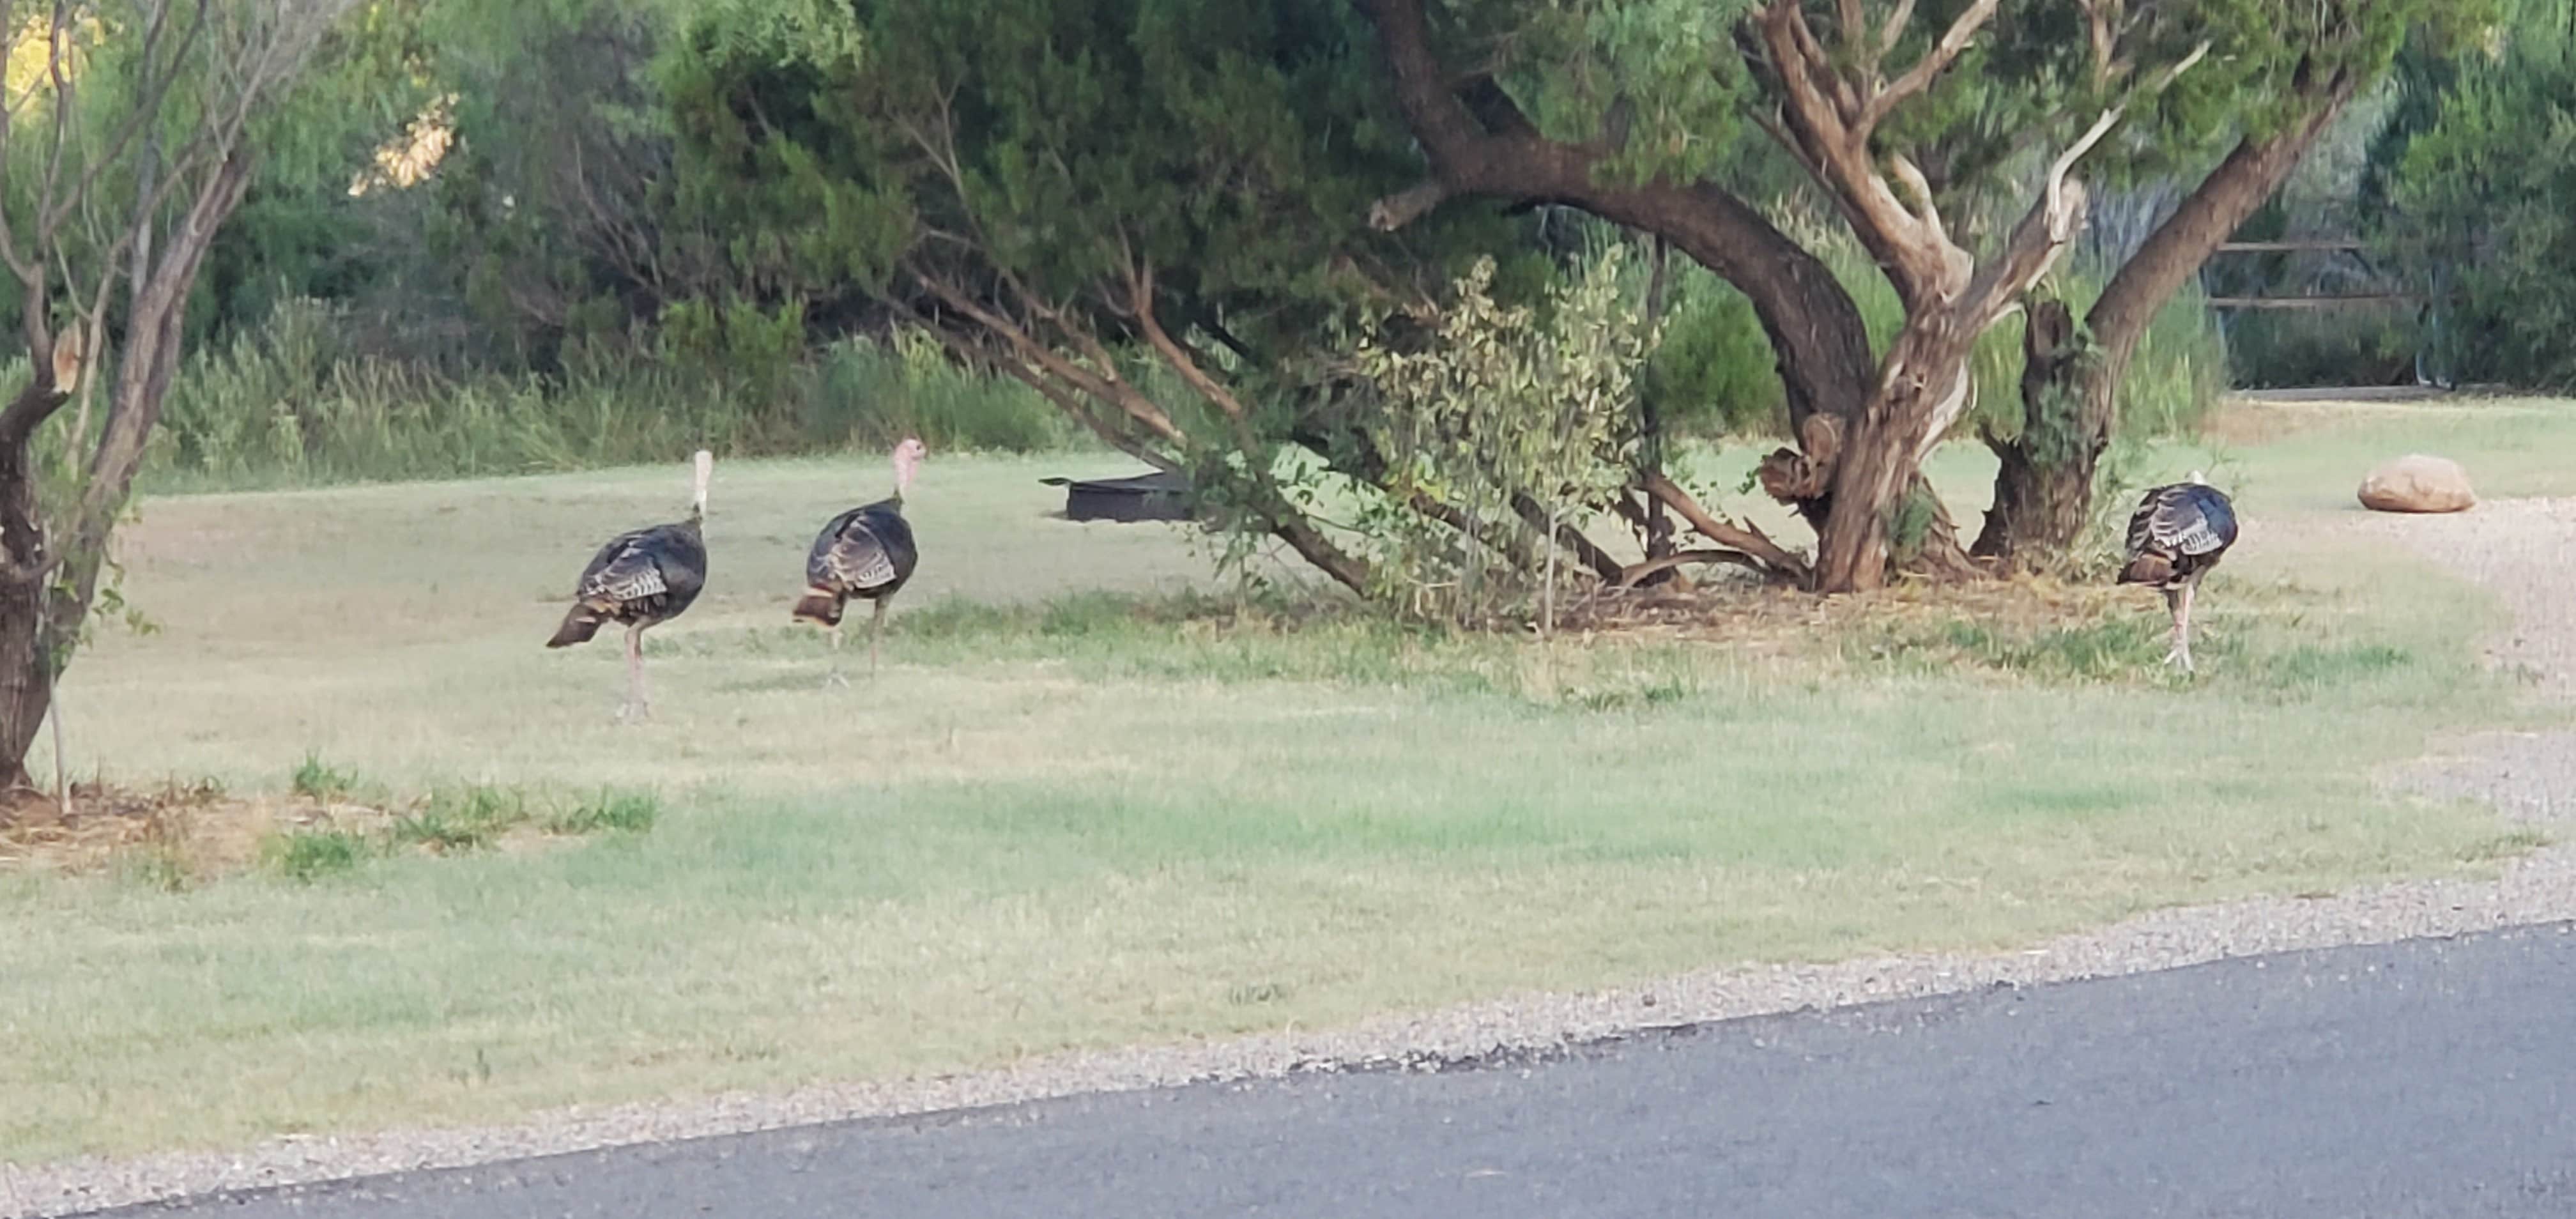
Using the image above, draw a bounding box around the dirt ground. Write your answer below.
[2375,496,2576,816]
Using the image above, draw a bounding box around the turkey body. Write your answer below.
[2118,479,2237,671]
[2117,481,2237,589]
[793,436,924,680]
[548,519,709,647]
[548,449,713,719]
[793,498,916,627]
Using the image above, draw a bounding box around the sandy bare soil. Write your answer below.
[10,497,2576,1219]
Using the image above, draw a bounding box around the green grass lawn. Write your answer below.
[3,401,2571,1163]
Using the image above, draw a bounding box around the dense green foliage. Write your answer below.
[2376,3,2576,388]
[43,0,2293,499]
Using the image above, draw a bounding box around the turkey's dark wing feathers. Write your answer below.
[2126,484,2237,560]
[809,500,918,597]
[578,532,666,602]
[574,521,707,621]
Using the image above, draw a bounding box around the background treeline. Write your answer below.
[15,0,2562,492]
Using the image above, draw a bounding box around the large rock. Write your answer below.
[2359,454,2476,514]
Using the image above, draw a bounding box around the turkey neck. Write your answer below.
[888,447,918,507]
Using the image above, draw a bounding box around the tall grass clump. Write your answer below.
[144,300,1082,492]
[544,789,662,835]
[390,785,531,852]
[812,329,1078,453]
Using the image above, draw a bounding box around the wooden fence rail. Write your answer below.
[2205,239,2407,308]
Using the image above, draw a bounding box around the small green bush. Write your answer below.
[392,786,530,852]
[546,790,663,835]
[291,753,360,800]
[266,829,371,882]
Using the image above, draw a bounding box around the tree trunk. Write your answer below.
[0,360,75,793]
[0,579,71,795]
[0,581,51,795]
[1635,236,1678,586]
[1813,328,1980,592]
[1974,298,2107,565]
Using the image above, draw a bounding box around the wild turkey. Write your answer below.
[2117,472,2238,673]
[547,450,713,719]
[793,438,924,682]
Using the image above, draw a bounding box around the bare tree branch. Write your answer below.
[1617,548,1770,588]
[39,0,213,241]
[1862,0,1997,130]
[911,268,1191,448]
[1366,179,1452,231]
[1642,473,1811,583]
[1876,0,1917,59]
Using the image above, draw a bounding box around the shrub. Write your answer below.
[266,829,371,882]
[2380,42,2576,389]
[291,753,360,800]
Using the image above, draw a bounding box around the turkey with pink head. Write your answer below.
[794,438,924,682]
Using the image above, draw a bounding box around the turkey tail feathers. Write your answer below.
[2118,552,2175,586]
[792,588,845,627]
[548,604,605,648]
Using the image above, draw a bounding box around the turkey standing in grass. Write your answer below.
[2117,471,2238,673]
[793,438,924,682]
[546,450,713,719]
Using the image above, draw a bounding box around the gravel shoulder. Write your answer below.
[11,498,2576,1219]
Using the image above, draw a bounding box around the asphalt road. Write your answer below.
[95,924,2576,1219]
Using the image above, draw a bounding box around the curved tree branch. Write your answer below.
[1618,548,1772,588]
[1862,0,1998,130]
[1641,473,1812,585]
[1355,0,1874,441]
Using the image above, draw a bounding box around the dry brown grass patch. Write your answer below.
[1562,573,2138,656]
[0,781,394,882]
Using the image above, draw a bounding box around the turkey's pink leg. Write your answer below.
[2160,588,2184,668]
[824,624,849,688]
[870,597,889,675]
[2175,581,2198,674]
[622,624,651,721]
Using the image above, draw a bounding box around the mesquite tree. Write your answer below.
[0,0,356,792]
[1356,0,2230,592]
